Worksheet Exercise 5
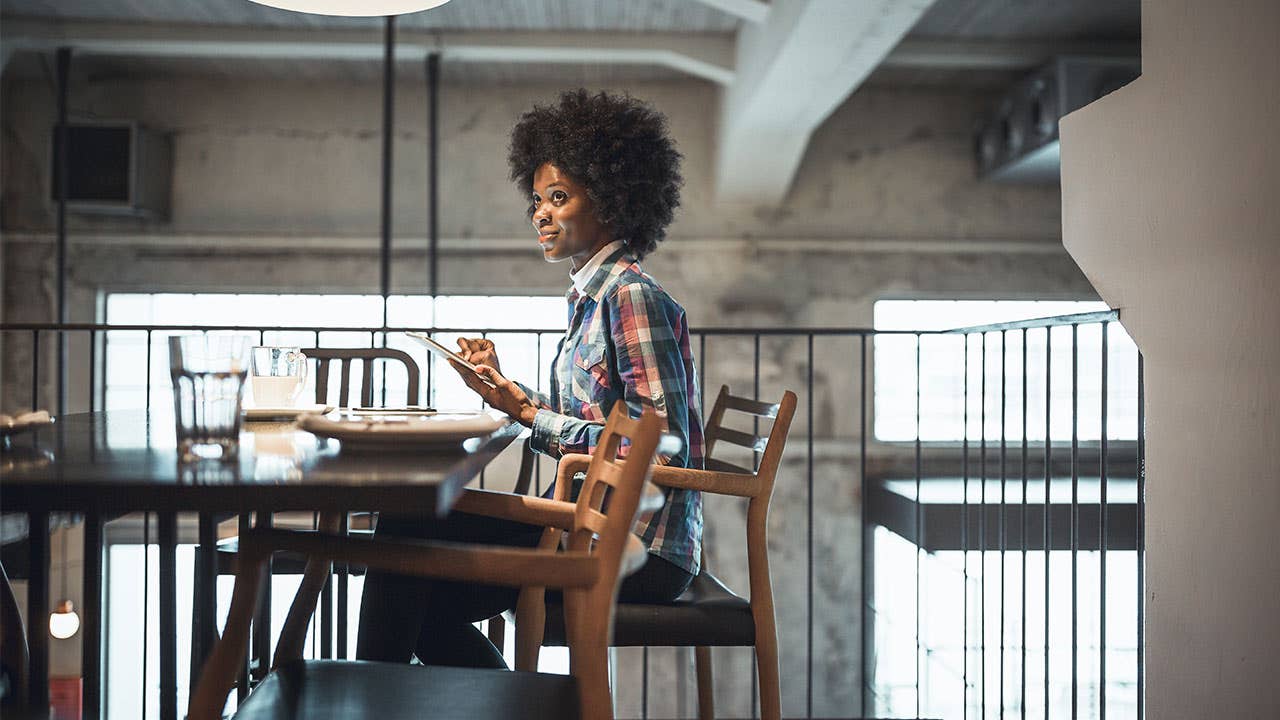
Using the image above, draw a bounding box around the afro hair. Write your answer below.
[508,89,683,260]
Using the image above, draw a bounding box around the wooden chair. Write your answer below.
[302,347,421,408]
[515,386,798,720]
[189,406,665,720]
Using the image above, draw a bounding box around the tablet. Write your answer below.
[405,331,481,372]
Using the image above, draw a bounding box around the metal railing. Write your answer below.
[1,314,1143,720]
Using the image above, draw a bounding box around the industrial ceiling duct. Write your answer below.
[976,56,1140,183]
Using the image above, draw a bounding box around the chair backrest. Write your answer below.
[703,384,799,501]
[303,347,420,407]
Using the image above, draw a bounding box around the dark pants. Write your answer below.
[355,511,694,669]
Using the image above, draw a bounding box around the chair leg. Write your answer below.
[514,585,544,672]
[694,646,714,720]
[755,633,782,720]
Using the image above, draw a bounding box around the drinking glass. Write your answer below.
[168,334,251,462]
[249,347,309,407]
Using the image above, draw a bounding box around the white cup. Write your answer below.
[250,347,308,407]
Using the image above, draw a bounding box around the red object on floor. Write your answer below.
[49,676,82,720]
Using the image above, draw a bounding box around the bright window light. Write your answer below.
[872,300,1138,442]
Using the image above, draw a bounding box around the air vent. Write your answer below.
[975,56,1140,183]
[49,121,172,218]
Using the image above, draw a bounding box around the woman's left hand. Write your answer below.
[452,362,540,427]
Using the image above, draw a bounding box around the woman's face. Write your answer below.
[531,162,613,271]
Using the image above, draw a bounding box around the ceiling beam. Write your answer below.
[1,18,736,85]
[714,0,936,204]
[884,38,1141,71]
[687,0,771,24]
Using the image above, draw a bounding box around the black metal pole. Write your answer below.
[55,47,71,416]
[859,333,869,718]
[26,512,50,709]
[83,512,103,720]
[427,52,440,300]
[1136,352,1145,720]
[158,512,178,720]
[380,16,396,330]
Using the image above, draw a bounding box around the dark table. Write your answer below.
[1,409,522,720]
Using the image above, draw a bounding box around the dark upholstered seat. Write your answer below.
[541,570,754,648]
[234,660,578,720]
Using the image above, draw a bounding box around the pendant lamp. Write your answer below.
[247,0,452,16]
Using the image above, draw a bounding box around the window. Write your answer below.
[103,293,566,420]
[873,300,1139,442]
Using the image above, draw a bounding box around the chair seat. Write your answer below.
[542,570,755,648]
[234,660,579,720]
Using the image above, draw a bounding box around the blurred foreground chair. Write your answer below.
[516,386,798,720]
[194,347,423,681]
[189,405,665,720]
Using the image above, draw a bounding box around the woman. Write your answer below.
[357,89,703,669]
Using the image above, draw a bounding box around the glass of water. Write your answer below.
[168,334,251,462]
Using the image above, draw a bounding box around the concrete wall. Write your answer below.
[2,61,1096,717]
[1060,0,1280,717]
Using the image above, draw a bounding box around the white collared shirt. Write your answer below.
[569,240,625,296]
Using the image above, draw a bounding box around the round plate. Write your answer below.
[297,410,507,451]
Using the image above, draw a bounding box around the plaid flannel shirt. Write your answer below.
[518,243,704,575]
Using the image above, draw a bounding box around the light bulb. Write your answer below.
[247,0,452,17]
[49,600,80,640]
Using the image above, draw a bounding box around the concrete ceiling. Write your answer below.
[0,0,1140,203]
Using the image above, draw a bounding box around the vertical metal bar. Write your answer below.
[962,333,970,720]
[158,512,178,720]
[1020,328,1028,720]
[55,47,70,416]
[999,330,1007,720]
[1136,352,1145,720]
[1070,324,1079,720]
[237,513,250,701]
[253,512,274,685]
[752,332,761,720]
[699,333,707,418]
[1099,323,1109,718]
[427,52,440,300]
[196,513,218,695]
[980,332,987,720]
[337,512,350,660]
[534,332,544,496]
[83,512,104,720]
[26,512,50,709]
[379,15,396,331]
[143,513,150,717]
[480,330,488,489]
[321,560,334,660]
[1043,328,1051,720]
[914,333,922,720]
[90,329,97,413]
[806,333,815,719]
[32,329,40,410]
[859,333,869,718]
[145,330,153,411]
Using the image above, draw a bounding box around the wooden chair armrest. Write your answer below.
[246,528,601,590]
[552,454,593,501]
[648,465,761,497]
[452,488,578,529]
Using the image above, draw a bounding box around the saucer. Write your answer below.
[243,404,333,421]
